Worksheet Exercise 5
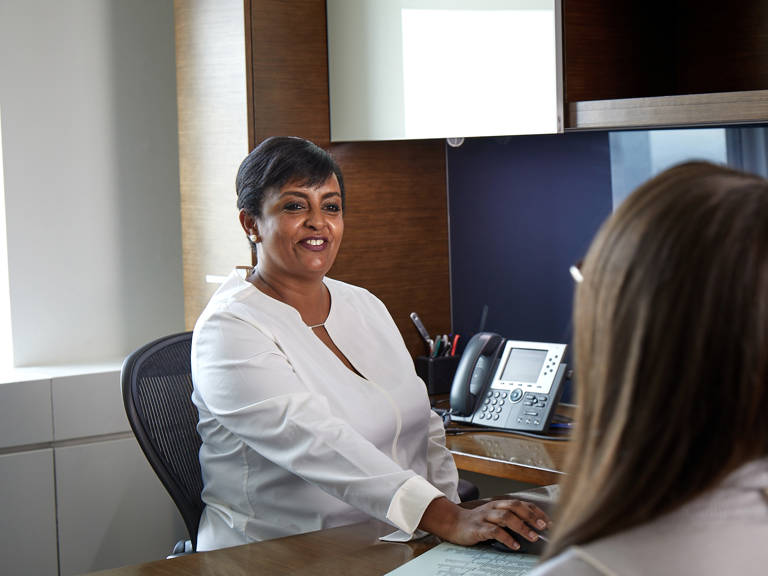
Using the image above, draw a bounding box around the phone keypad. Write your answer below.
[474,388,553,431]
[479,389,507,421]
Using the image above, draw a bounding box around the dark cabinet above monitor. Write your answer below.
[563,1,768,130]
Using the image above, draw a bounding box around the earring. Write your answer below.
[249,233,259,243]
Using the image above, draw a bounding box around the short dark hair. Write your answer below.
[546,161,768,558]
[236,136,345,218]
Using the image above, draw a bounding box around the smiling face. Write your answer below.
[249,174,344,283]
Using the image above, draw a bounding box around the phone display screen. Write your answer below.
[500,348,547,383]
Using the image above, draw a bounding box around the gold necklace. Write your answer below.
[254,268,326,329]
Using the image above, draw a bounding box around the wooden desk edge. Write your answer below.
[451,450,566,485]
[441,400,573,483]
[82,520,439,576]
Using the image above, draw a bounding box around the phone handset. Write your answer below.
[449,332,504,416]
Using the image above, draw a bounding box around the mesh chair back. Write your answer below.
[121,331,203,551]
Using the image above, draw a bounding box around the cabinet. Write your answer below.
[0,450,58,575]
[0,370,184,575]
[325,0,562,141]
[55,438,183,575]
[563,1,768,129]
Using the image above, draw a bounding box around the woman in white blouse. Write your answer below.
[530,162,768,575]
[191,136,550,552]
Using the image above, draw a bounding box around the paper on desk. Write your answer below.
[383,542,539,576]
[380,529,430,542]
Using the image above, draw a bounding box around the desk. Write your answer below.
[84,431,567,576]
[440,400,573,485]
[89,410,570,575]
[86,520,437,576]
[86,485,557,576]
[446,431,568,485]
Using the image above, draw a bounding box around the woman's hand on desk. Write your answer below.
[418,497,551,550]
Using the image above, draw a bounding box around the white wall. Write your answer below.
[0,2,188,574]
[0,369,186,576]
[0,0,184,366]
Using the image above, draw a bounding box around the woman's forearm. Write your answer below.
[418,497,460,539]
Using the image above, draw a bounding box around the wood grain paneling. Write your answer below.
[175,0,250,330]
[563,1,641,103]
[446,432,568,484]
[247,0,330,147]
[568,89,768,131]
[328,141,450,357]
[564,1,768,104]
[675,3,768,95]
[246,0,451,357]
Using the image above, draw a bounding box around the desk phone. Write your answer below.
[449,333,567,433]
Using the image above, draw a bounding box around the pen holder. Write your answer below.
[415,355,461,395]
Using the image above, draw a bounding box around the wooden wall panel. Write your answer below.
[563,1,637,103]
[175,0,250,330]
[247,0,330,147]
[675,3,768,95]
[328,141,450,357]
[564,1,768,104]
[246,0,450,356]
[563,2,679,103]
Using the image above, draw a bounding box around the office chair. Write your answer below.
[457,478,479,502]
[121,331,202,555]
[122,331,479,556]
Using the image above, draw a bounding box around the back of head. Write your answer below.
[236,136,345,218]
[546,161,768,557]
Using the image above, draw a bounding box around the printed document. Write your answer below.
[384,542,539,576]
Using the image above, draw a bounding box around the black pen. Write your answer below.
[410,312,434,354]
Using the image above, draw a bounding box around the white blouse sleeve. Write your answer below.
[193,311,442,534]
[381,410,460,537]
[425,409,460,502]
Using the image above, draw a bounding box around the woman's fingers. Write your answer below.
[485,508,540,542]
[485,499,551,542]
[489,525,521,551]
[495,499,551,529]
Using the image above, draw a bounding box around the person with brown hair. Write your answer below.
[530,161,768,575]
